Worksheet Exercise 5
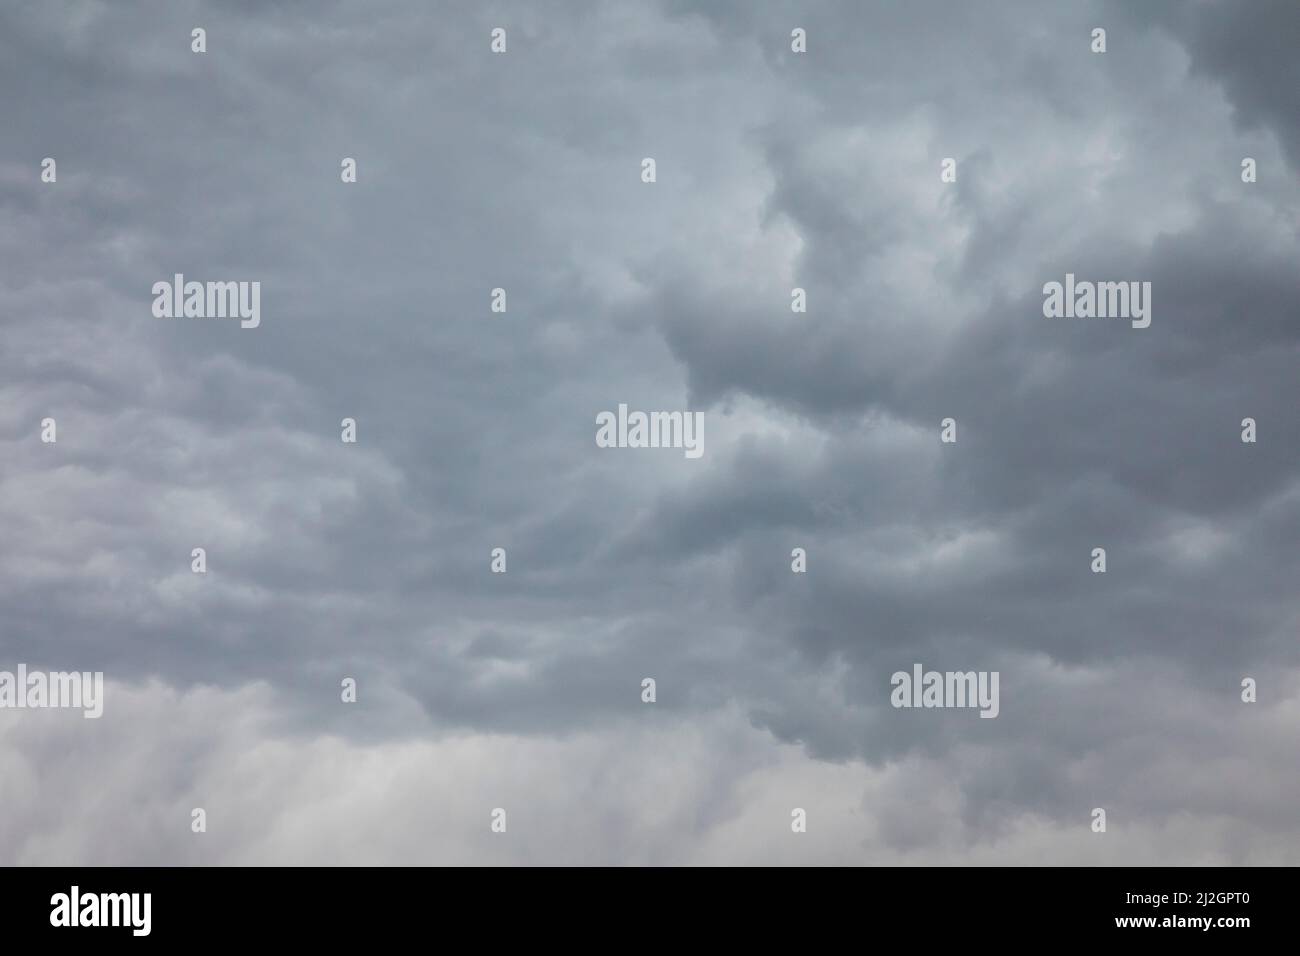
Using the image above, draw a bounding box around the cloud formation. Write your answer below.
[0,0,1296,863]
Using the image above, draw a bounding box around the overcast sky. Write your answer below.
[1,0,1298,865]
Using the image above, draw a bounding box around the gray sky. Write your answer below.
[1,0,1298,865]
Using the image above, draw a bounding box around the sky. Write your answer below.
[0,0,1297,865]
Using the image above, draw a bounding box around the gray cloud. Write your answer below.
[0,0,1296,863]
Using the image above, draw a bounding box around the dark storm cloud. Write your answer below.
[1128,0,1300,169]
[613,0,1300,824]
[1,0,1297,862]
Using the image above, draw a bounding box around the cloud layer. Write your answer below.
[1,0,1297,864]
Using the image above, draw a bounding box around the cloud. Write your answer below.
[0,0,1296,863]
[3,678,1299,864]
